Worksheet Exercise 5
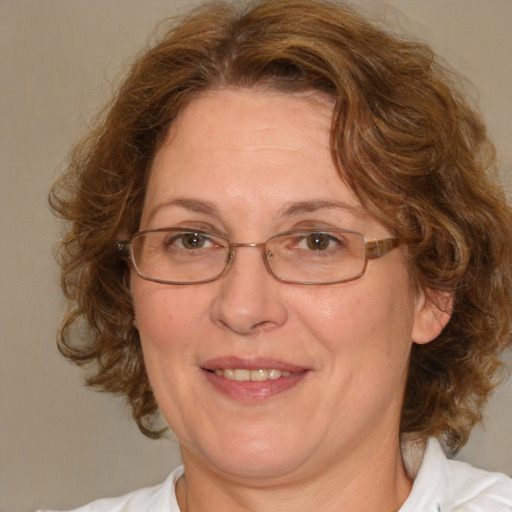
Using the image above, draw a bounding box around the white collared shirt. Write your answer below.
[37,438,512,512]
[401,438,512,511]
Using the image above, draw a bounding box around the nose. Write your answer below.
[210,244,288,335]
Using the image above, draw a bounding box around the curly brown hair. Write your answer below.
[50,0,512,451]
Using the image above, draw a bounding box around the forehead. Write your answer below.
[142,88,375,232]
[160,87,334,164]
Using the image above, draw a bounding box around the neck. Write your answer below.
[176,433,412,512]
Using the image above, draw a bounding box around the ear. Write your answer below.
[411,289,453,345]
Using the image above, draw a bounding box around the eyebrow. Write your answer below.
[147,197,366,223]
[146,198,221,223]
[278,199,366,218]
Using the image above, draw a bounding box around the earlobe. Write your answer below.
[411,289,453,345]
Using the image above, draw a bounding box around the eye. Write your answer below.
[302,232,341,251]
[165,232,215,250]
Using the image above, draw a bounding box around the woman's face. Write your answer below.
[132,88,443,484]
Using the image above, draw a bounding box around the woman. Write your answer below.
[44,0,512,510]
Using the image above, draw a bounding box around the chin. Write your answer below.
[212,453,306,482]
[186,427,310,482]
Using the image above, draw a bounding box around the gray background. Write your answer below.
[1,1,511,511]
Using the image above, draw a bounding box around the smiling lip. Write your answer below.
[202,357,310,401]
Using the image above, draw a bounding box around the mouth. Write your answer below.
[201,358,309,401]
[211,368,299,381]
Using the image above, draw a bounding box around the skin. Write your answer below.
[131,88,450,512]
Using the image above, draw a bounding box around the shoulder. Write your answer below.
[447,455,512,511]
[35,466,184,512]
[401,438,512,512]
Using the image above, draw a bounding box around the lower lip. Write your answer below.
[202,369,308,401]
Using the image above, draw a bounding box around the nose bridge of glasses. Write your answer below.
[225,242,271,268]
[229,242,266,249]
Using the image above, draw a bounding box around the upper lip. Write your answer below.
[201,356,308,373]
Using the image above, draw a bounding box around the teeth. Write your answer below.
[250,369,268,381]
[213,368,296,381]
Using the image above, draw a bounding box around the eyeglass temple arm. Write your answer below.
[365,238,400,260]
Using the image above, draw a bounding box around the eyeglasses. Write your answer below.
[117,228,400,285]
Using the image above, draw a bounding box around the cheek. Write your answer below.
[132,281,206,355]
[296,275,416,363]
[131,282,208,410]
